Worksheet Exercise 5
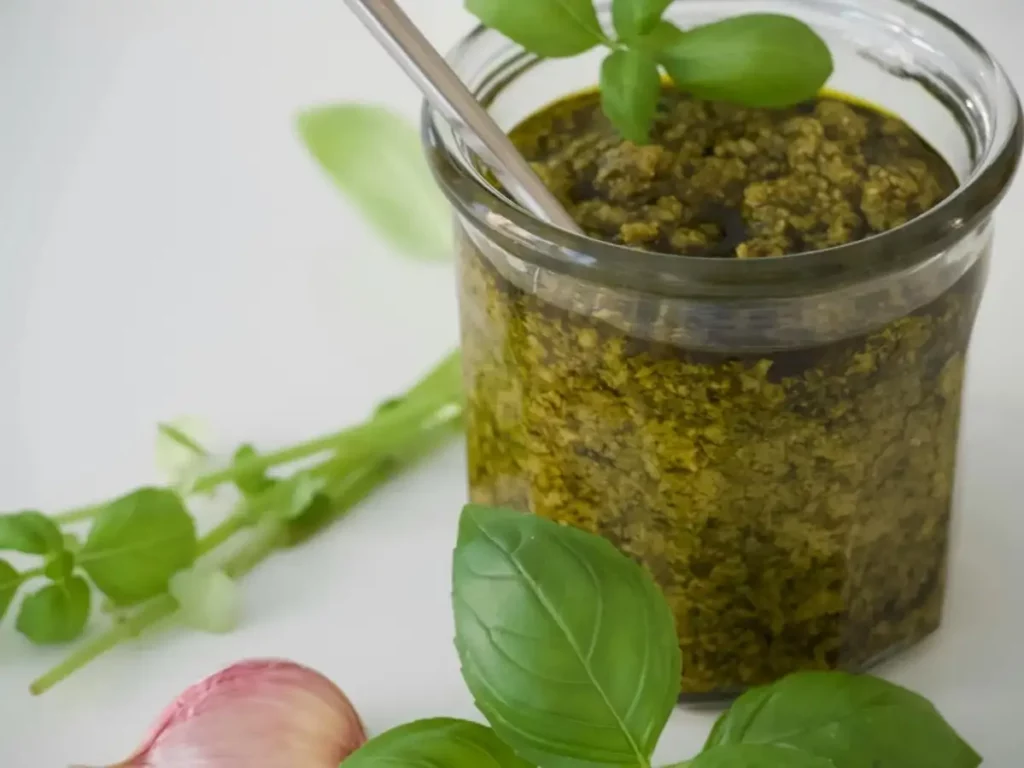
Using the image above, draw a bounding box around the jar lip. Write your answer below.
[422,0,1023,298]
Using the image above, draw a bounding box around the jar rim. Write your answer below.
[422,0,1023,298]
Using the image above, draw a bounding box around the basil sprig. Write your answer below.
[347,504,980,768]
[465,0,833,143]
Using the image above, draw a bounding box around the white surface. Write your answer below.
[0,0,1022,765]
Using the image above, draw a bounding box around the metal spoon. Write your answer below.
[341,0,583,234]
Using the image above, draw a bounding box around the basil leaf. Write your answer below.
[285,475,328,521]
[452,505,680,767]
[706,671,981,768]
[0,511,64,555]
[612,0,673,39]
[659,14,832,108]
[0,559,22,620]
[600,49,662,144]
[633,20,687,52]
[156,421,208,458]
[155,417,211,490]
[43,550,75,584]
[466,0,604,58]
[79,488,197,606]
[298,105,452,262]
[690,745,837,767]
[232,444,276,497]
[62,532,81,554]
[253,473,329,528]
[16,576,91,645]
[344,718,534,768]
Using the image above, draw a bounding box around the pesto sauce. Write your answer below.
[512,89,958,257]
[457,89,976,697]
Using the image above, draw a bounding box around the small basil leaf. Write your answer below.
[0,511,64,555]
[261,475,328,523]
[706,671,980,768]
[156,421,208,458]
[344,718,534,768]
[43,551,75,584]
[466,0,604,58]
[62,532,81,554]
[155,417,211,490]
[690,745,837,767]
[169,566,240,634]
[286,475,328,521]
[600,49,662,144]
[612,0,673,39]
[232,444,276,497]
[453,505,680,767]
[297,105,452,261]
[281,493,335,547]
[659,14,832,107]
[79,488,197,606]
[16,576,91,645]
[0,559,23,620]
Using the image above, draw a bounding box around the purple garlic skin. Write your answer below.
[87,658,368,768]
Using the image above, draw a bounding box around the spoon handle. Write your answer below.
[342,0,583,233]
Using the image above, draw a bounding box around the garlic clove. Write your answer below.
[85,658,366,768]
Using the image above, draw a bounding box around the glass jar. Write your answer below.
[424,0,1022,699]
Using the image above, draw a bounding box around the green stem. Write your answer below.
[53,351,462,527]
[29,351,465,695]
[29,516,284,695]
[29,595,177,695]
[285,460,396,547]
[222,522,286,579]
[196,511,252,557]
[195,350,461,491]
[51,430,355,525]
[188,428,360,493]
[28,508,255,696]
[287,400,464,545]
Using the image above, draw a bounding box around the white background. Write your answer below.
[0,0,1022,765]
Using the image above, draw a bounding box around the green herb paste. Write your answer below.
[457,88,979,696]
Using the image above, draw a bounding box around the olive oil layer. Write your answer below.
[458,90,977,695]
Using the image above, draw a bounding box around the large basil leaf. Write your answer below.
[689,744,837,767]
[706,671,981,768]
[466,0,605,58]
[343,718,533,768]
[659,14,832,108]
[297,105,452,262]
[452,505,680,767]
